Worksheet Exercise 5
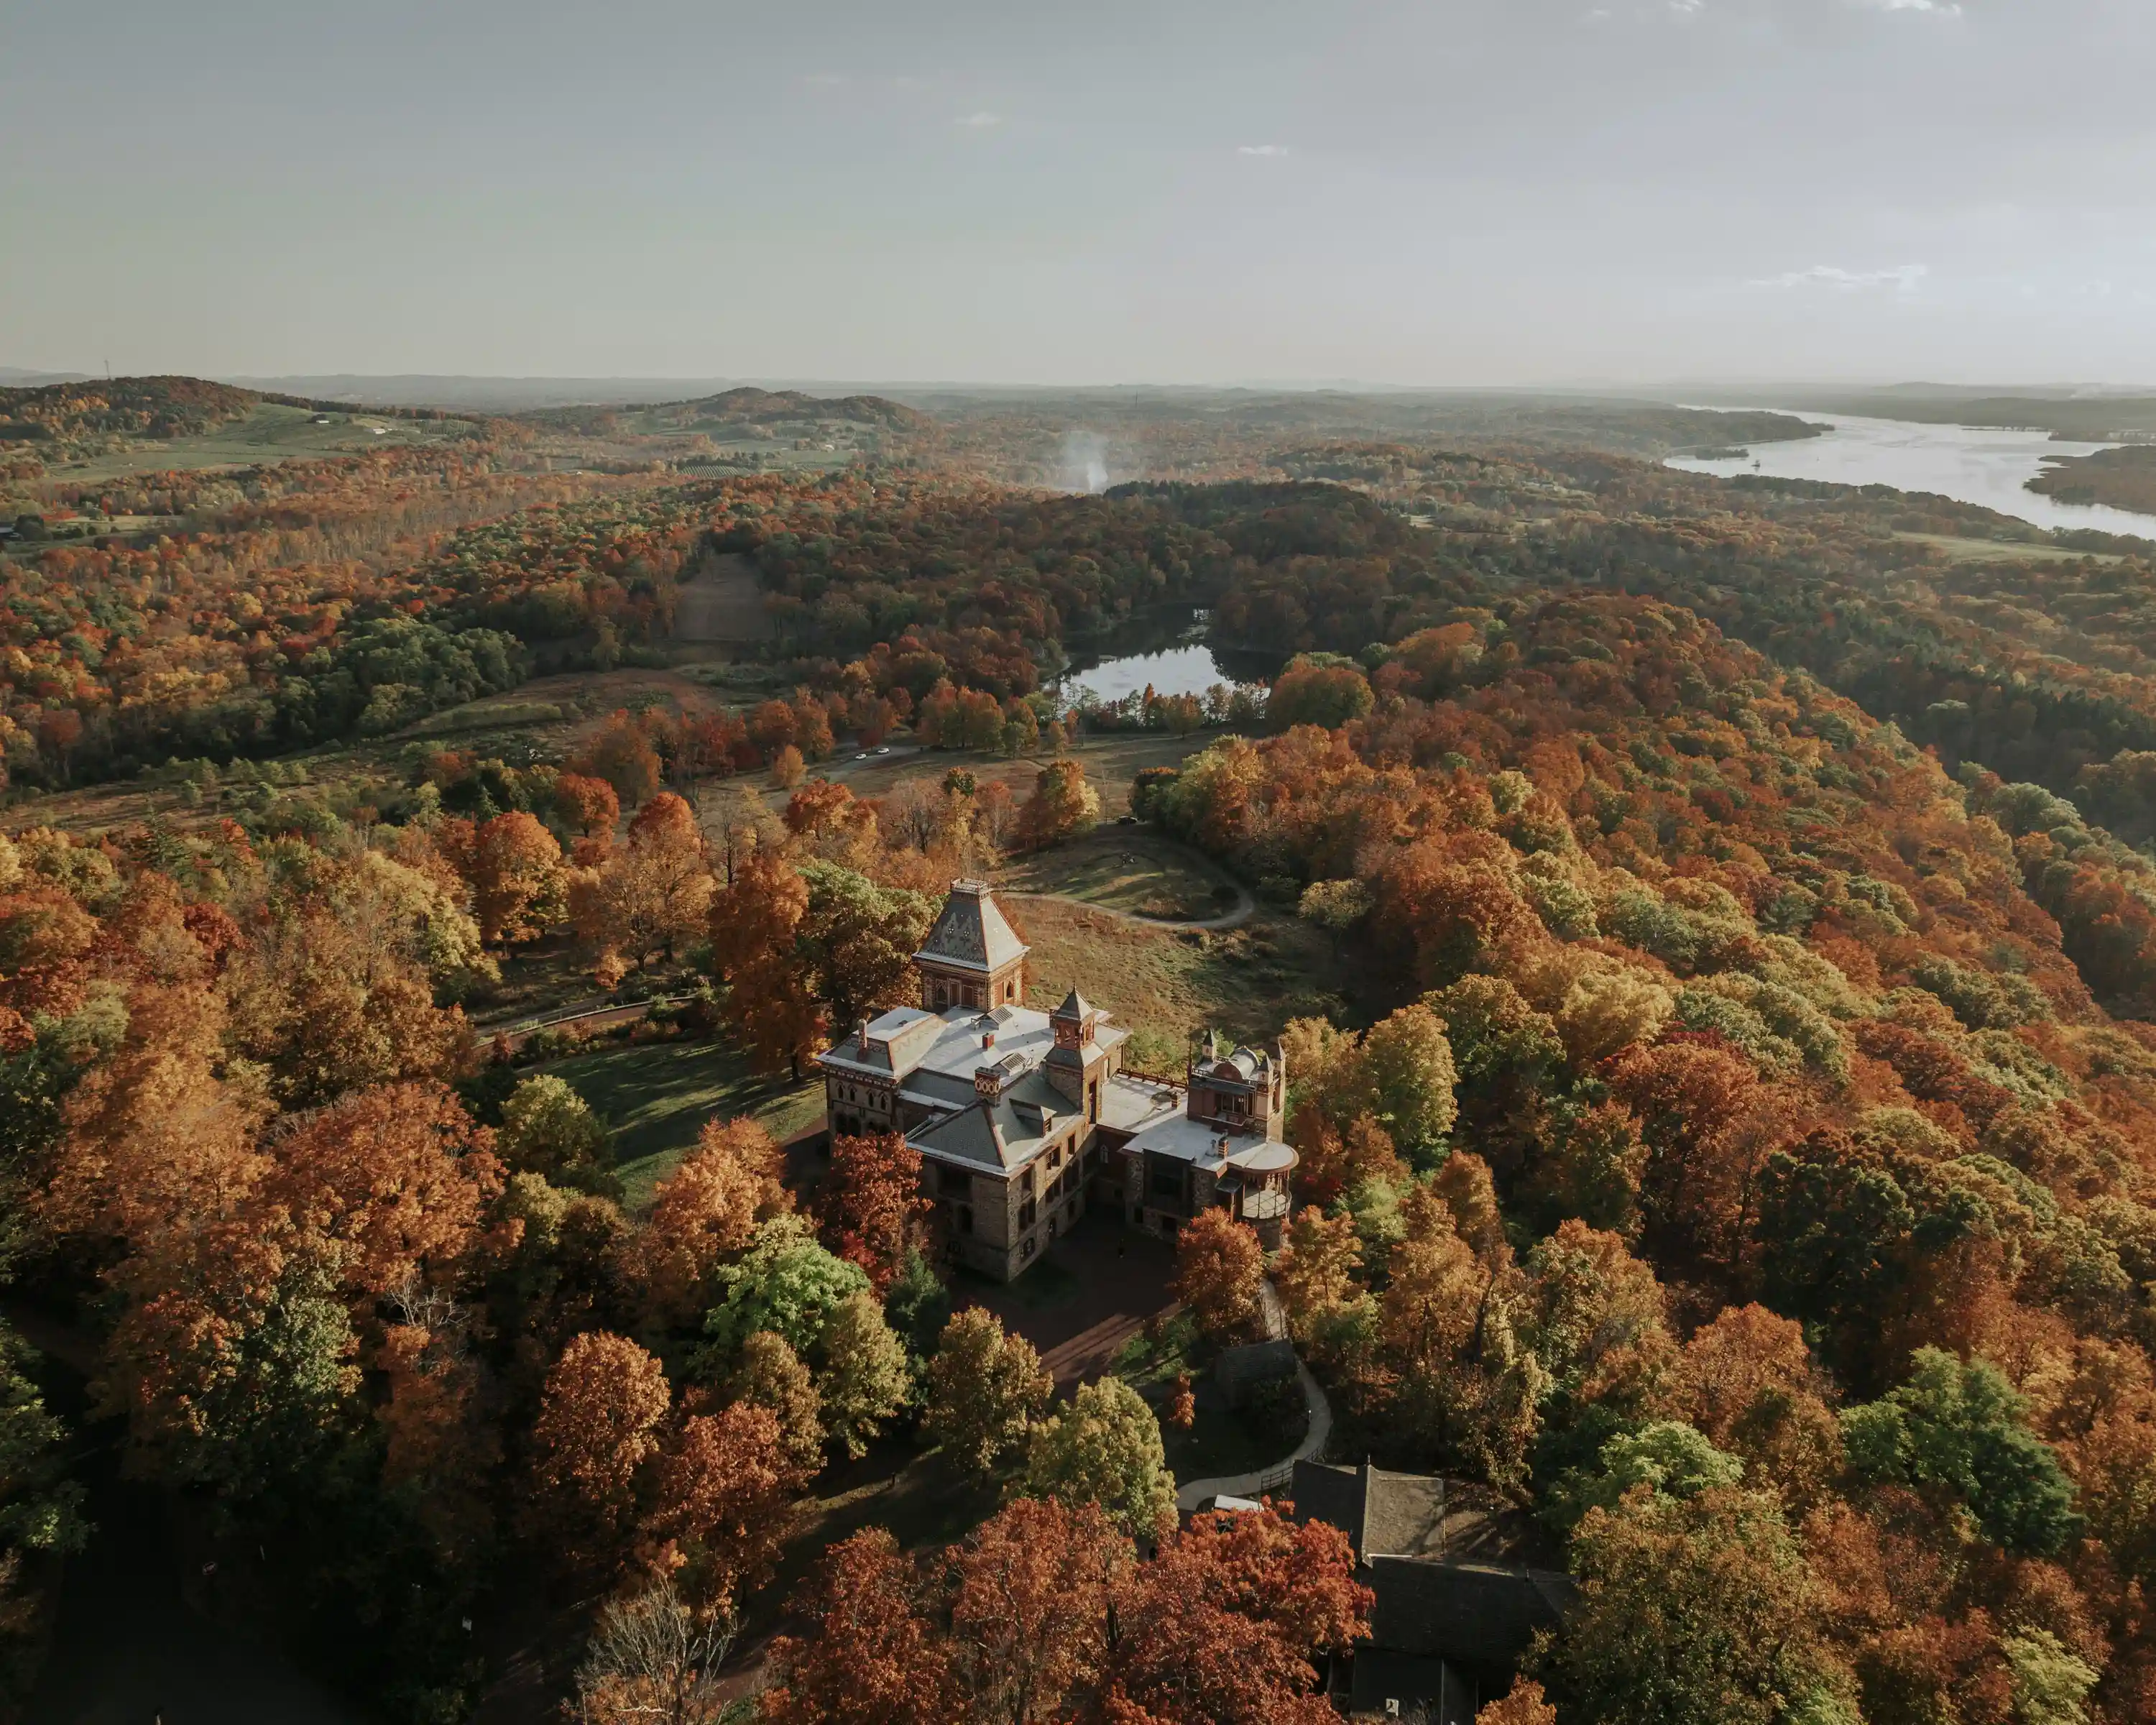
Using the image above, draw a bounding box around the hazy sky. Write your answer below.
[4,0,2152,387]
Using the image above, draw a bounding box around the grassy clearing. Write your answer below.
[1161,1393,1309,1484]
[1894,531,2126,566]
[1111,1309,1199,1391]
[1000,830,1234,921]
[537,1036,821,1207]
[1013,899,1348,1070]
[43,402,473,481]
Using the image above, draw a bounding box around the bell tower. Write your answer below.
[914,879,1030,1013]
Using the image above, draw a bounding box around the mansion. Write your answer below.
[817,878,1299,1282]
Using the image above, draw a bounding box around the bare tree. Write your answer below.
[574,1579,740,1725]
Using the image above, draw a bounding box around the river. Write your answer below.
[1668,410,2156,539]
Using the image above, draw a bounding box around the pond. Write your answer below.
[1668,410,2156,538]
[1055,610,1281,706]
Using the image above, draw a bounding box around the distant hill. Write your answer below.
[520,385,934,438]
[1771,387,2156,443]
[0,375,261,459]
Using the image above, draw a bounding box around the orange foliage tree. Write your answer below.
[1172,1208,1266,1343]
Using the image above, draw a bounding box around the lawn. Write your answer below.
[1011,899,1349,1071]
[1161,1393,1309,1485]
[535,1036,822,1208]
[1000,830,1235,921]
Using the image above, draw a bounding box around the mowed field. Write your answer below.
[671,551,775,643]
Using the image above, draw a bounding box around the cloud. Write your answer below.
[1237,144,1290,157]
[1853,0,1962,12]
[954,111,1003,129]
[1752,264,1930,293]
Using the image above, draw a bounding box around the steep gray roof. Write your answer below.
[1291,1461,1553,1567]
[1363,1558,1575,1665]
[1051,985,1095,1021]
[914,879,1029,975]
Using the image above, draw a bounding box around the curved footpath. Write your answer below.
[1174,1358,1333,1514]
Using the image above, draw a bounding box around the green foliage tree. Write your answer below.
[1018,1376,1176,1540]
[0,1322,87,1711]
[497,1073,617,1195]
[699,1216,872,1366]
[1547,1420,1744,1530]
[923,1308,1053,1484]
[1355,1003,1459,1168]
[814,1292,912,1460]
[795,862,936,1031]
[1535,1488,1852,1725]
[1267,653,1374,731]
[883,1248,954,1366]
[1841,1346,2081,1556]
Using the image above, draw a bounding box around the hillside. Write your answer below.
[2031,446,2156,514]
[520,385,933,439]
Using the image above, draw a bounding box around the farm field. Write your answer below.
[1892,530,2128,564]
[36,400,478,480]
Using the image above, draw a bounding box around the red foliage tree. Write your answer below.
[818,1131,930,1294]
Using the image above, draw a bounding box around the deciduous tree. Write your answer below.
[760,1528,953,1725]
[946,1496,1133,1725]
[556,772,621,842]
[496,1073,614,1195]
[814,1290,911,1460]
[1534,1488,1853,1725]
[635,1117,791,1328]
[819,1131,931,1294]
[637,1401,797,1613]
[1020,1376,1176,1540]
[573,793,715,972]
[528,1331,673,1571]
[444,809,565,945]
[708,850,821,1078]
[1171,1209,1264,1343]
[729,1330,824,1476]
[923,1308,1053,1484]
[1014,760,1100,851]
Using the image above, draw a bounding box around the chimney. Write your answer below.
[855,1018,870,1054]
[982,1029,995,1050]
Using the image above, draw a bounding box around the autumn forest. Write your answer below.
[9,374,2156,1725]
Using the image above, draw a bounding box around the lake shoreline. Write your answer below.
[1669,408,2156,538]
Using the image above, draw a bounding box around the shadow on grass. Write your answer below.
[536,1036,822,1208]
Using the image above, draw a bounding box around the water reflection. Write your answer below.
[1669,411,2156,538]
[1057,611,1280,705]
